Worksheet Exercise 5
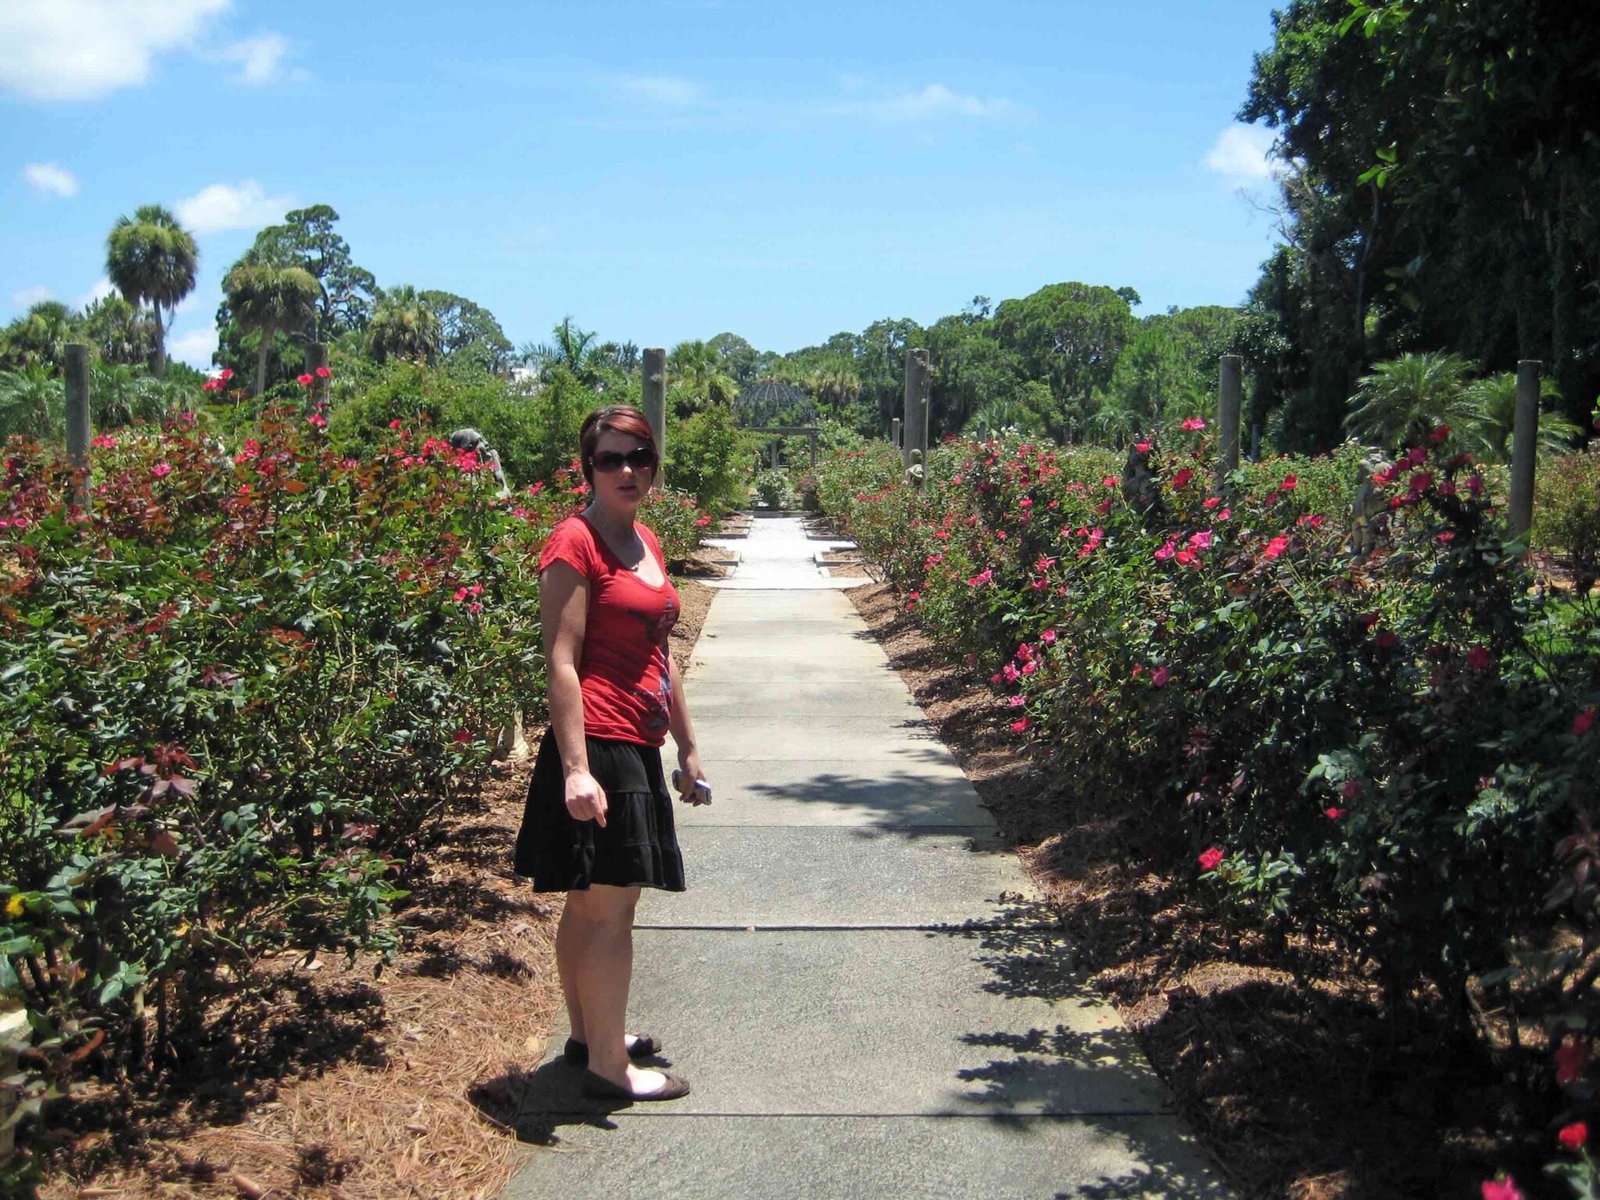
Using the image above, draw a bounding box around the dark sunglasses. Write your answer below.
[590,447,657,473]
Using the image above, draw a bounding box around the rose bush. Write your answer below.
[817,425,1600,1065]
[0,391,713,1124]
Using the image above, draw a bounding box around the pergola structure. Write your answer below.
[745,425,819,467]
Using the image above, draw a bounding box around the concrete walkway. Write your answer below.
[499,516,1232,1199]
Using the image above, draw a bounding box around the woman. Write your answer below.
[514,405,706,1103]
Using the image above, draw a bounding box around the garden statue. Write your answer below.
[448,427,510,497]
[1349,452,1392,558]
[1120,441,1161,514]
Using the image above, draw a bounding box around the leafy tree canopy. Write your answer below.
[420,290,514,375]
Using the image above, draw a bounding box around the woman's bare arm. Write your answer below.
[541,561,607,826]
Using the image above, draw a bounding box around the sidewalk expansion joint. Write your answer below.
[525,1109,1176,1120]
[632,921,1056,933]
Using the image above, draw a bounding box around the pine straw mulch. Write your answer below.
[30,577,718,1200]
[846,580,1538,1200]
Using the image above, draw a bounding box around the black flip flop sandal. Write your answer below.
[562,1033,662,1066]
[581,1069,691,1103]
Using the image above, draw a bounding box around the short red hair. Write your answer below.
[578,405,658,485]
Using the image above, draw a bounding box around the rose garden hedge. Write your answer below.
[0,405,709,1142]
[817,426,1600,1147]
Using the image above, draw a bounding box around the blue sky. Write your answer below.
[1,0,1286,368]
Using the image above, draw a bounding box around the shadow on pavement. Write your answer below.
[468,1058,630,1145]
[936,900,1235,1196]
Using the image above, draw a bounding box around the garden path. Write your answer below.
[497,515,1233,1198]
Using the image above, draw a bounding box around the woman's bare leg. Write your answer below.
[555,898,589,1043]
[559,884,670,1092]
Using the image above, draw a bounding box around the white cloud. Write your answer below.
[612,75,703,108]
[10,286,55,309]
[218,32,294,85]
[0,0,229,101]
[1205,124,1277,183]
[168,326,218,369]
[78,279,117,309]
[869,84,1026,123]
[174,180,294,233]
[22,162,79,197]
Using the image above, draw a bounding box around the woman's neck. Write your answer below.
[583,502,636,542]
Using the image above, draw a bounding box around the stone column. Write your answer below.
[904,349,930,486]
[642,347,666,484]
[1509,360,1541,542]
[64,343,92,509]
[1217,355,1242,484]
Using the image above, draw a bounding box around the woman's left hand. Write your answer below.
[677,747,709,805]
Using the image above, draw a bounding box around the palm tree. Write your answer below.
[1083,395,1144,449]
[1459,372,1581,463]
[80,295,158,366]
[0,364,65,440]
[1344,351,1476,449]
[808,367,861,416]
[91,362,181,428]
[0,301,75,370]
[223,256,322,396]
[669,340,739,414]
[367,285,441,365]
[105,204,199,378]
[966,397,1038,439]
[521,316,601,386]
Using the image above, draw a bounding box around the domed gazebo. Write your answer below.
[734,378,816,427]
[734,378,820,468]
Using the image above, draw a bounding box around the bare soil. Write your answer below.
[27,579,717,1200]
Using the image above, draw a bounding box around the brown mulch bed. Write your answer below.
[28,579,716,1200]
[845,580,1534,1200]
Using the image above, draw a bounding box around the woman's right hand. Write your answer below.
[564,770,608,827]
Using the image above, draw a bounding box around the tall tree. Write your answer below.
[79,296,157,366]
[1243,0,1600,446]
[521,317,602,387]
[668,340,739,416]
[223,257,322,396]
[707,332,761,385]
[248,205,376,339]
[0,301,76,371]
[990,282,1136,440]
[105,204,198,378]
[420,289,514,374]
[854,317,923,435]
[367,286,441,365]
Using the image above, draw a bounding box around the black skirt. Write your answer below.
[513,728,687,892]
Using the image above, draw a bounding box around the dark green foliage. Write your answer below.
[818,427,1600,1051]
[1243,0,1600,447]
[668,402,755,513]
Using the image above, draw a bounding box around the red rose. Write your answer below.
[1559,1121,1588,1150]
[1197,846,1224,872]
[1557,1038,1591,1084]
